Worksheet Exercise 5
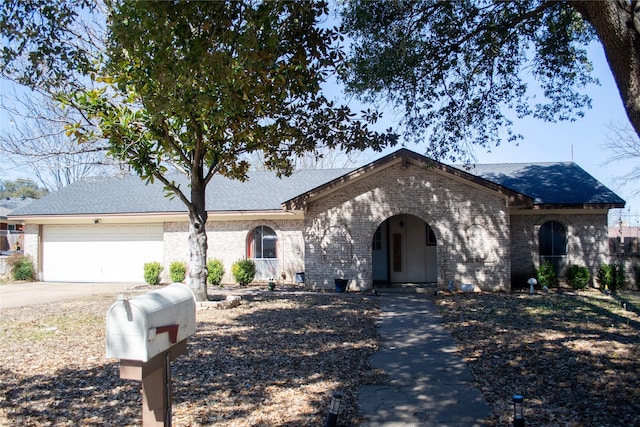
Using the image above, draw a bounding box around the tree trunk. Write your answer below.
[187,179,209,302]
[569,0,640,137]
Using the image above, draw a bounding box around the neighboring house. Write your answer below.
[0,196,33,278]
[608,226,640,257]
[0,197,32,253]
[8,149,624,290]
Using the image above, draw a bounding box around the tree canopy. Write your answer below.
[341,0,640,163]
[60,0,396,300]
[0,178,48,199]
[1,0,120,188]
[0,0,100,92]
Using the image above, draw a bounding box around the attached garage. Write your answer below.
[42,224,163,283]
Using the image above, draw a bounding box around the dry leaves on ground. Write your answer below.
[435,289,640,427]
[0,289,382,426]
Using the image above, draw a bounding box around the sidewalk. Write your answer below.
[358,294,490,426]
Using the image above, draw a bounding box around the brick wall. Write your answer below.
[303,162,511,291]
[510,212,609,287]
[163,219,304,285]
[23,224,40,280]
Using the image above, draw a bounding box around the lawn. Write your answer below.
[435,289,640,426]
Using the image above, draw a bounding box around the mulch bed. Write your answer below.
[1,286,639,426]
[0,289,382,426]
[434,289,640,426]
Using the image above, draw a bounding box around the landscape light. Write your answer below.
[324,391,342,427]
[513,394,525,427]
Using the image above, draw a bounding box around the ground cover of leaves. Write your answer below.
[0,290,382,426]
[435,289,640,426]
[2,287,639,426]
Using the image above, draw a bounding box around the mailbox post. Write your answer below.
[107,284,196,427]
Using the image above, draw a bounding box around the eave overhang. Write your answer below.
[530,202,626,210]
[9,209,301,225]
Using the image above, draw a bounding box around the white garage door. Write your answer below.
[43,224,164,283]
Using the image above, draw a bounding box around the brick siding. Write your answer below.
[162,219,304,285]
[303,162,511,291]
[510,212,609,287]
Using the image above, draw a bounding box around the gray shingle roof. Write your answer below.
[0,197,35,218]
[9,150,624,217]
[466,162,625,206]
[10,169,353,216]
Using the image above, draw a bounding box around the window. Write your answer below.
[426,224,436,246]
[372,226,382,251]
[393,233,402,272]
[247,226,278,280]
[539,220,567,276]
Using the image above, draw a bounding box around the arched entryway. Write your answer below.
[372,214,437,283]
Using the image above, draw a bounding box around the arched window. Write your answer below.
[247,226,278,280]
[539,220,567,276]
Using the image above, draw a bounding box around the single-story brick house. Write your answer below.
[9,148,624,291]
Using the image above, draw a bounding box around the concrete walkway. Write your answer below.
[358,294,490,426]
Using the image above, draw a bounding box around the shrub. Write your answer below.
[207,258,225,287]
[7,253,35,281]
[565,264,591,290]
[231,259,256,286]
[144,261,164,285]
[169,261,187,283]
[536,261,557,288]
[597,263,625,291]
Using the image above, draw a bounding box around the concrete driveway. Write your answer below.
[0,282,141,309]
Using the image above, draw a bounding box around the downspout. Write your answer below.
[38,224,44,281]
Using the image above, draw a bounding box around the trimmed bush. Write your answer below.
[566,264,591,290]
[144,261,164,286]
[7,253,35,281]
[597,263,625,291]
[169,261,187,283]
[207,258,225,287]
[231,259,256,286]
[536,261,557,288]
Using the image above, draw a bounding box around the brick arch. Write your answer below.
[363,208,442,246]
[245,222,280,254]
[359,209,442,286]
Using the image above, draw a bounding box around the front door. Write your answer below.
[390,214,429,283]
[373,214,438,283]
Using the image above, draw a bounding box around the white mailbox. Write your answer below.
[106,283,196,362]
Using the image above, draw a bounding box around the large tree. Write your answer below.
[61,0,395,301]
[341,0,640,163]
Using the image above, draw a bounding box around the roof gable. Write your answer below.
[283,148,534,210]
